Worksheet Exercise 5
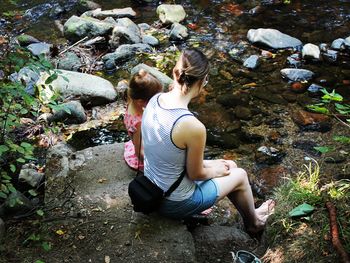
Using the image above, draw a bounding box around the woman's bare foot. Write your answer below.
[200,207,213,215]
[246,199,276,235]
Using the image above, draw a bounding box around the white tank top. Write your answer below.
[141,93,196,201]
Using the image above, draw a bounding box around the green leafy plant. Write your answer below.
[313,146,334,154]
[333,135,350,144]
[307,88,350,125]
[0,47,67,209]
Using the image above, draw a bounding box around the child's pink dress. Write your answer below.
[124,106,144,171]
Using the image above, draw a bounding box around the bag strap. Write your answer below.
[137,126,186,197]
[164,169,186,197]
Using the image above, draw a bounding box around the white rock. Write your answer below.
[302,43,320,60]
[156,4,186,24]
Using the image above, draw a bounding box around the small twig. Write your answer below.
[58,36,89,56]
[333,114,350,129]
[325,201,350,263]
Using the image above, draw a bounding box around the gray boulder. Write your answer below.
[109,17,142,47]
[142,35,159,46]
[302,43,320,60]
[27,42,52,56]
[44,143,196,263]
[131,63,173,90]
[18,164,44,187]
[57,52,82,71]
[63,15,114,42]
[280,68,315,82]
[345,36,350,48]
[36,70,117,105]
[247,28,302,49]
[243,55,260,69]
[138,23,151,31]
[193,226,255,263]
[102,43,152,69]
[169,22,188,41]
[45,100,87,124]
[323,50,338,63]
[9,67,40,96]
[331,38,345,50]
[16,34,40,46]
[156,4,186,24]
[83,7,136,19]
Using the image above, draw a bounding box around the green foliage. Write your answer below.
[313,146,333,154]
[333,135,350,144]
[266,160,350,261]
[307,88,350,125]
[0,46,66,208]
[143,49,181,76]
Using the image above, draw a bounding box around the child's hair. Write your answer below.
[128,69,163,101]
[173,48,209,92]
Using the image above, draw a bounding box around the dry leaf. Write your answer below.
[105,256,110,263]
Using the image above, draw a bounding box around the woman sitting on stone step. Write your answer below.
[141,48,275,234]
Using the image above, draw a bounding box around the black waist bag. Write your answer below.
[128,171,185,214]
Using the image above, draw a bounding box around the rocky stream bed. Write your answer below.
[0,0,350,262]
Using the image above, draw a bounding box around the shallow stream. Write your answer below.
[1,0,350,190]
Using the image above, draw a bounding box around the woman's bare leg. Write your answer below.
[213,168,274,233]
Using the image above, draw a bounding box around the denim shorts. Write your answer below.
[158,179,220,219]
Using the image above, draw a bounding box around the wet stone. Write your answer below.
[206,130,240,149]
[240,130,264,144]
[302,43,320,60]
[282,91,297,102]
[57,52,82,71]
[319,43,328,52]
[307,83,324,97]
[169,22,188,41]
[291,110,332,132]
[243,55,260,69]
[292,140,321,157]
[322,50,338,63]
[247,28,302,49]
[16,34,40,46]
[27,42,52,56]
[142,35,159,46]
[255,146,285,165]
[234,106,252,120]
[256,165,288,195]
[267,131,282,144]
[290,82,307,93]
[226,121,241,132]
[280,68,315,82]
[216,93,250,108]
[331,38,345,50]
[252,87,288,105]
[286,53,302,68]
[264,117,284,128]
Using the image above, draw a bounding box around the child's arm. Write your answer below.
[132,122,143,162]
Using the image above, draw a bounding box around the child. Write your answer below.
[124,69,163,171]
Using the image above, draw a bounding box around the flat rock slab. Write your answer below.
[43,143,196,263]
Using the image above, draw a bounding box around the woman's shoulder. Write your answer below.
[176,115,205,134]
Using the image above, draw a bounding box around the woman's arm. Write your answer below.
[172,117,230,181]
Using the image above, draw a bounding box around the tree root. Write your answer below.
[325,201,350,263]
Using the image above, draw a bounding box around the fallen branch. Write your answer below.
[333,114,350,129]
[325,201,350,263]
[59,36,89,56]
